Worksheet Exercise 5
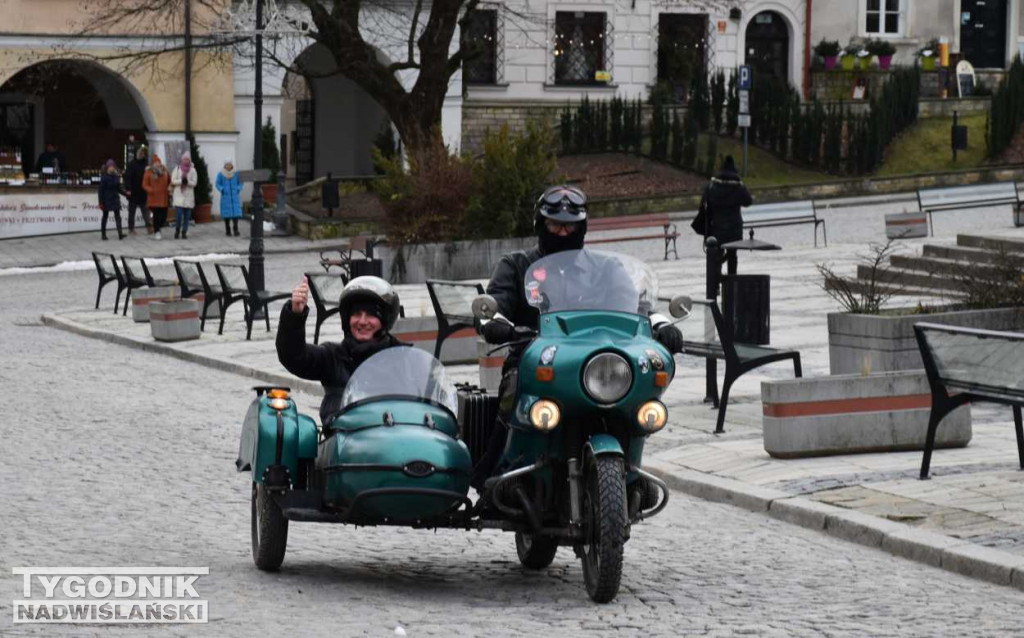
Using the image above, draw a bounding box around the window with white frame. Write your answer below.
[865,0,902,36]
[553,11,608,85]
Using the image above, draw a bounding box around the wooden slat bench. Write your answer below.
[586,213,679,260]
[742,200,827,247]
[916,182,1022,236]
[319,236,386,277]
[914,322,1024,479]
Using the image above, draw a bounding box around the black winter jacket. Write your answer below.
[701,170,752,244]
[486,247,545,331]
[275,304,406,424]
[124,158,149,204]
[98,173,123,212]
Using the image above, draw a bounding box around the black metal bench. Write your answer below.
[425,279,485,359]
[305,271,348,344]
[914,322,1024,479]
[678,298,802,434]
[92,252,127,313]
[120,256,175,317]
[173,259,224,331]
[214,263,291,340]
[916,182,1022,236]
[742,200,827,247]
[585,213,680,260]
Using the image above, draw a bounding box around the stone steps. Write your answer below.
[857,264,963,293]
[889,254,1008,278]
[956,234,1024,254]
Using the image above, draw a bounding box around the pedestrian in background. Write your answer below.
[695,155,751,275]
[171,151,198,240]
[216,158,243,237]
[98,159,125,241]
[143,153,171,240]
[124,145,151,235]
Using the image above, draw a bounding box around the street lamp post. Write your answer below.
[248,0,266,295]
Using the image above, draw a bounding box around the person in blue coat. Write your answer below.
[216,159,243,237]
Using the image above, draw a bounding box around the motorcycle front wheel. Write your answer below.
[580,453,627,603]
[251,482,289,571]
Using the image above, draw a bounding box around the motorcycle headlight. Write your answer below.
[268,398,289,411]
[583,353,633,405]
[637,401,668,433]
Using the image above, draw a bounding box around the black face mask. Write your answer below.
[537,219,586,255]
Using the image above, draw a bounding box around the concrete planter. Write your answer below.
[130,286,179,323]
[377,237,536,284]
[761,371,971,458]
[884,212,928,239]
[390,316,478,364]
[150,299,202,342]
[828,307,1024,375]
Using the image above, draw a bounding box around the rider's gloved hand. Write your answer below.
[654,323,683,354]
[481,319,516,344]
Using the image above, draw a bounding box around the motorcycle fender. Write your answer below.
[585,433,624,458]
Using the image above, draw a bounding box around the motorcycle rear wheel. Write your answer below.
[580,453,626,603]
[515,531,559,569]
[251,482,289,571]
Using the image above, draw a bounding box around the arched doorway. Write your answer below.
[0,60,152,177]
[745,11,789,84]
[281,43,390,185]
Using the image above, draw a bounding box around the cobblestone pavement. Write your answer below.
[4,200,1024,635]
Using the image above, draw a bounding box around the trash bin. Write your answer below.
[721,274,770,345]
[350,258,383,279]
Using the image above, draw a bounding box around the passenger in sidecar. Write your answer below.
[275,275,409,426]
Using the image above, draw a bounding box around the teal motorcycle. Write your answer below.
[236,249,680,603]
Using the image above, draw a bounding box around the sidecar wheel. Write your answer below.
[580,454,626,604]
[251,482,288,571]
[515,532,559,569]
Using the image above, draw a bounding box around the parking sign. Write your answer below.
[739,65,752,90]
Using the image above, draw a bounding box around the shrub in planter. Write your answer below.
[186,134,213,222]
[918,38,939,70]
[814,39,841,70]
[866,38,897,70]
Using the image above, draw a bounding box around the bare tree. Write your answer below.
[62,0,545,153]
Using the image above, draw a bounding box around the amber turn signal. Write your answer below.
[537,367,555,382]
[268,388,290,399]
[654,372,670,387]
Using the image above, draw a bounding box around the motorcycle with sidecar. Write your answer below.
[236,249,690,603]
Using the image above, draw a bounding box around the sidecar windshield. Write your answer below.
[340,347,458,414]
[524,249,658,315]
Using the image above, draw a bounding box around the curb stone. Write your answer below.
[40,312,324,397]
[37,313,1024,593]
[644,459,1024,592]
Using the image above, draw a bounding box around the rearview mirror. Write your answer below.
[669,294,693,319]
[472,294,498,320]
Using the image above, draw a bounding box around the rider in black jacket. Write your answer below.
[470,185,683,488]
[276,276,406,427]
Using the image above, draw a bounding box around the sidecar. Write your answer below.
[236,348,473,571]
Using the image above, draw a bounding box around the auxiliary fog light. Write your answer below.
[529,400,561,431]
[637,401,668,432]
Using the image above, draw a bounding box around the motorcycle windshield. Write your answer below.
[524,249,658,315]
[340,347,458,414]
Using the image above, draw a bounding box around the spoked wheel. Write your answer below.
[515,531,559,569]
[579,453,627,603]
[251,482,288,571]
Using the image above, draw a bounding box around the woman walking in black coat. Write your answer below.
[698,155,752,275]
[98,159,126,240]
